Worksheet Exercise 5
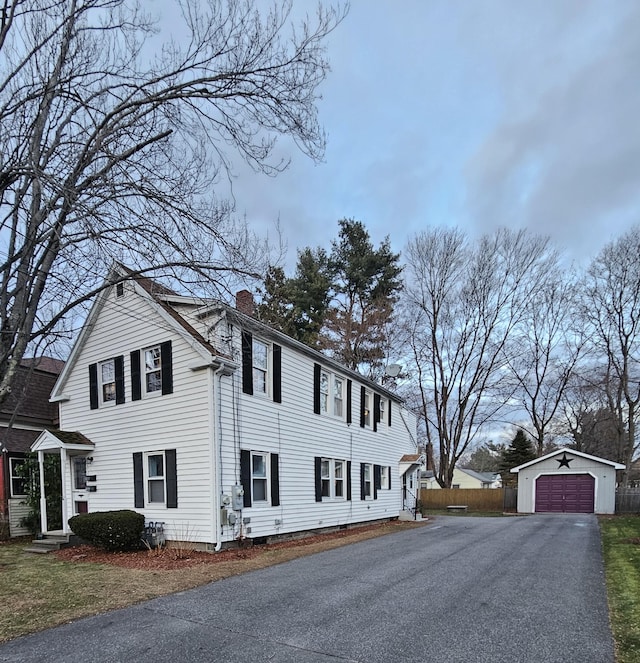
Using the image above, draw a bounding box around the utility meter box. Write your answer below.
[232,484,244,511]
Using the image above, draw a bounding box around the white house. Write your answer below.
[32,266,419,548]
[419,467,501,490]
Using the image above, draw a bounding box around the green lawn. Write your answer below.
[599,515,640,663]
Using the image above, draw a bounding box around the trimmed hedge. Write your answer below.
[68,510,145,551]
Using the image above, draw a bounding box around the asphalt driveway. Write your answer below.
[0,514,614,662]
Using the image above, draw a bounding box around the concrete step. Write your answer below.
[24,534,72,554]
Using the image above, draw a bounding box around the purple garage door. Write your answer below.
[535,474,595,513]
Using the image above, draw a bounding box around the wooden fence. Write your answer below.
[616,490,640,514]
[419,487,515,512]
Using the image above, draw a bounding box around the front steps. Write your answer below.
[24,533,76,554]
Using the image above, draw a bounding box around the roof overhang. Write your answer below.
[510,447,626,473]
[31,430,95,453]
[399,454,424,477]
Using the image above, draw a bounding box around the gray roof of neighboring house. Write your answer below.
[459,468,501,483]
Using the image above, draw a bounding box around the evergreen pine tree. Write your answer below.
[499,430,536,487]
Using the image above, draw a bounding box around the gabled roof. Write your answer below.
[510,447,626,473]
[459,468,501,483]
[52,264,407,405]
[0,360,62,425]
[31,430,94,452]
[51,264,232,400]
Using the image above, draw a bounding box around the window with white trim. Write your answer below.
[252,340,268,395]
[9,458,27,497]
[99,359,116,405]
[379,398,387,426]
[144,346,162,394]
[363,463,373,498]
[319,371,346,419]
[147,453,165,503]
[320,371,329,413]
[381,465,390,490]
[333,377,344,418]
[251,452,268,502]
[363,390,371,428]
[320,458,346,500]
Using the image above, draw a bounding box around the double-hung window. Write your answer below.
[320,458,346,500]
[363,391,371,428]
[333,377,344,418]
[144,346,162,394]
[334,459,345,497]
[147,453,165,503]
[9,458,27,497]
[363,463,373,498]
[381,465,390,490]
[99,359,116,404]
[251,452,268,502]
[315,367,345,419]
[320,371,330,413]
[252,340,268,395]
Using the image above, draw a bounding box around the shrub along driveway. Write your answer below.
[0,515,614,663]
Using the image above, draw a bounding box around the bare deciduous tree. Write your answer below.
[503,264,583,455]
[0,0,345,405]
[402,227,555,487]
[580,226,640,484]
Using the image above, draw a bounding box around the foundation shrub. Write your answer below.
[68,510,145,551]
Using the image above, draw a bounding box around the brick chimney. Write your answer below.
[235,289,255,316]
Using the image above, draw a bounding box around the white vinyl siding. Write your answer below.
[57,288,215,543]
[56,278,418,545]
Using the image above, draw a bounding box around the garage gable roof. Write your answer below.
[510,447,625,473]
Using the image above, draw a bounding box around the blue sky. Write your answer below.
[170,0,640,270]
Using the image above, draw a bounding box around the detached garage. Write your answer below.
[511,448,624,515]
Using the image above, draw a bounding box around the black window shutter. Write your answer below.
[273,344,282,403]
[346,380,352,424]
[388,466,392,490]
[374,464,381,499]
[313,363,321,414]
[388,401,392,426]
[165,449,177,508]
[314,456,323,502]
[240,450,252,507]
[161,341,173,395]
[130,350,141,401]
[360,386,366,428]
[270,453,280,506]
[373,394,381,432]
[133,452,144,508]
[89,363,98,410]
[241,331,253,395]
[346,461,352,501]
[360,463,366,500]
[115,355,125,405]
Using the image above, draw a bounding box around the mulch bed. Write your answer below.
[53,521,410,571]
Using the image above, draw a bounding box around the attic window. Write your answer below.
[115,282,124,298]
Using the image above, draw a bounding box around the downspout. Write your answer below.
[211,362,226,552]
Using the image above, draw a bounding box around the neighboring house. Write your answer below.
[420,467,502,490]
[32,266,419,547]
[511,448,624,514]
[0,358,64,537]
[419,469,438,490]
